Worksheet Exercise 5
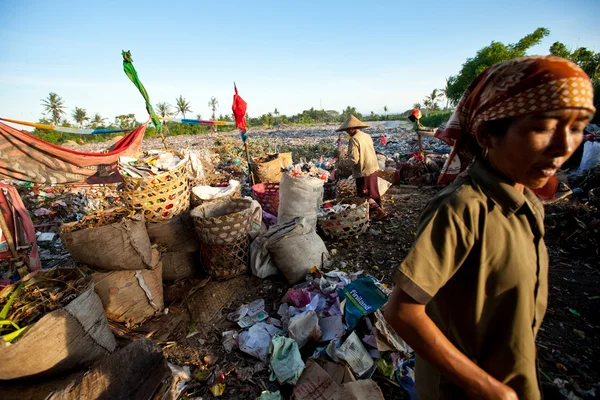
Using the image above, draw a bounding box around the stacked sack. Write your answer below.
[61,208,164,327]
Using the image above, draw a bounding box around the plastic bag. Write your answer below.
[337,277,388,330]
[578,141,600,172]
[191,180,240,201]
[270,336,305,385]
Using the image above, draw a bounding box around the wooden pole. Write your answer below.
[0,209,18,260]
[245,141,255,187]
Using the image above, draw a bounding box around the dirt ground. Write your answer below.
[132,185,598,399]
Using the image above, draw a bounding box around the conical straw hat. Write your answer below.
[336,115,369,132]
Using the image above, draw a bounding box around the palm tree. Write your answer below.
[90,113,106,128]
[423,99,432,116]
[440,78,452,109]
[426,89,443,111]
[383,105,388,120]
[41,92,66,125]
[196,113,202,120]
[273,107,280,124]
[370,111,375,120]
[156,102,174,119]
[208,97,219,120]
[175,96,192,119]
[72,107,89,128]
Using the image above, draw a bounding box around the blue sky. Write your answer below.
[0,0,598,126]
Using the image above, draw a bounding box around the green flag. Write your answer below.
[122,50,162,133]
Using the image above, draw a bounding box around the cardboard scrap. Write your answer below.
[292,360,350,400]
[344,380,385,400]
[293,360,383,400]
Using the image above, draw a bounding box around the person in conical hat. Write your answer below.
[337,115,387,220]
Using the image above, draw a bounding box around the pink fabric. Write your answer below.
[0,183,40,271]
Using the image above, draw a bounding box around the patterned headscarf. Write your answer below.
[436,56,596,184]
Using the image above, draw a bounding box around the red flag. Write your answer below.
[232,84,247,130]
[381,133,387,145]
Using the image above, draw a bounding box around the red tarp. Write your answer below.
[0,122,145,184]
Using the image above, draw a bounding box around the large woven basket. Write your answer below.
[191,198,253,245]
[190,184,242,208]
[318,197,369,240]
[200,236,249,280]
[120,159,190,222]
[252,183,279,216]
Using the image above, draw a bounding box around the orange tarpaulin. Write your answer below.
[0,121,145,184]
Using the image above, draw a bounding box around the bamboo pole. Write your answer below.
[0,209,18,260]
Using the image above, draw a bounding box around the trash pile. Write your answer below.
[119,151,186,178]
[285,162,330,180]
[317,201,356,217]
[545,163,600,263]
[216,268,414,399]
[395,154,445,185]
[17,183,121,225]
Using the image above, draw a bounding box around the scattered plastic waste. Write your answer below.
[119,151,185,178]
[285,162,329,180]
[257,391,283,400]
[239,322,284,361]
[288,310,322,348]
[270,336,305,385]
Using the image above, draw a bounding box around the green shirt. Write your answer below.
[396,160,548,400]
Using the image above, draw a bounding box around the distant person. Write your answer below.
[385,56,595,400]
[337,115,387,220]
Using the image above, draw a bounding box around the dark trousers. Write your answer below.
[355,172,381,208]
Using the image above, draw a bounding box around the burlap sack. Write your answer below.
[252,152,293,183]
[146,212,200,252]
[0,339,169,400]
[0,286,117,380]
[92,250,164,326]
[61,213,153,270]
[161,251,200,281]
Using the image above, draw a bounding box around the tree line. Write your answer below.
[419,27,599,123]
[29,28,600,145]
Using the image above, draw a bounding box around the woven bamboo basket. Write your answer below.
[378,169,397,185]
[120,159,190,222]
[191,198,253,245]
[252,183,280,216]
[317,197,369,240]
[200,236,249,280]
[190,184,242,208]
